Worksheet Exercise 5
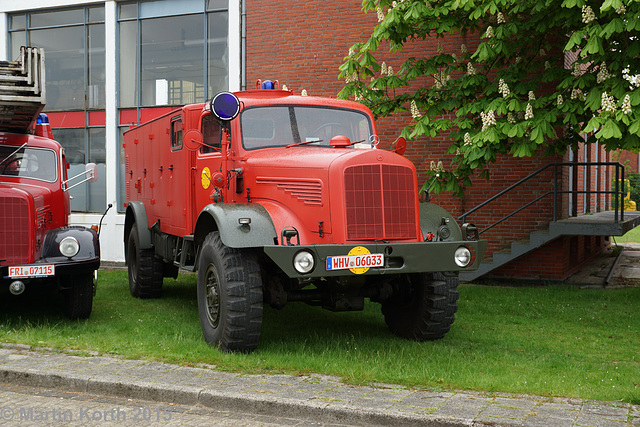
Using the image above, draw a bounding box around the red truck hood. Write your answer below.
[0,181,52,205]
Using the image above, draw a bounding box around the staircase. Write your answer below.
[458,162,639,282]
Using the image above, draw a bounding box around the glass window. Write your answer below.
[119,21,138,108]
[88,24,106,109]
[0,146,57,183]
[10,14,26,30]
[141,14,205,106]
[120,2,138,20]
[207,0,228,11]
[10,32,26,58]
[140,0,204,18]
[208,11,229,95]
[202,114,221,153]
[30,27,85,111]
[88,7,105,23]
[171,117,183,150]
[30,9,84,28]
[241,106,373,150]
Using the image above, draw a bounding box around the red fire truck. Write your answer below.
[124,81,487,352]
[0,47,100,319]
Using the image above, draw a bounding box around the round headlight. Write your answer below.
[454,246,472,267]
[59,236,80,258]
[293,251,315,274]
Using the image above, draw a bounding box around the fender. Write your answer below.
[41,226,100,262]
[124,201,152,250]
[194,203,277,248]
[419,202,463,242]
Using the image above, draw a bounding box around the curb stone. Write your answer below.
[0,344,637,426]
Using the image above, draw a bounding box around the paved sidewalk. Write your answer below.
[0,344,637,426]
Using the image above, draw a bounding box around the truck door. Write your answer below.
[193,113,223,217]
[167,115,189,236]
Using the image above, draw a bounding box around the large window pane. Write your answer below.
[119,21,138,108]
[30,9,84,28]
[208,11,228,95]
[88,24,106,109]
[207,0,228,11]
[141,14,205,106]
[10,32,26,59]
[30,27,85,111]
[10,14,26,30]
[140,0,203,18]
[120,2,138,20]
[88,128,107,212]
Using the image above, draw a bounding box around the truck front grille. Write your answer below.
[344,164,416,240]
[0,197,30,264]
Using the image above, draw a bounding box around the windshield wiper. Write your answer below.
[285,139,324,148]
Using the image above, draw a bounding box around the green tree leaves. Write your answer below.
[339,0,640,196]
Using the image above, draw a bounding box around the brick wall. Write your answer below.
[246,1,613,282]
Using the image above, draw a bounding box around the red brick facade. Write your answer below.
[245,1,614,282]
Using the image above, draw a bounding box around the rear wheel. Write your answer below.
[382,272,459,341]
[197,231,263,352]
[63,272,94,319]
[126,223,163,298]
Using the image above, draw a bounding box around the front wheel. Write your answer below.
[197,231,263,352]
[63,272,94,319]
[382,272,459,341]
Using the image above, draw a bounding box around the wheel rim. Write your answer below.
[129,239,138,283]
[204,264,221,328]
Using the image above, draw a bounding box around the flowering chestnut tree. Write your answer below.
[338,0,640,195]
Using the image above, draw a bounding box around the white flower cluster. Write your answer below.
[464,132,472,146]
[437,43,444,55]
[377,7,385,22]
[622,94,632,114]
[481,110,496,131]
[601,92,616,113]
[410,100,422,118]
[539,49,546,56]
[571,88,579,100]
[301,89,308,96]
[348,47,355,56]
[345,73,358,83]
[525,103,534,120]
[498,79,510,98]
[572,62,582,77]
[355,93,363,102]
[528,91,536,101]
[485,26,495,39]
[433,70,450,89]
[460,44,468,54]
[497,12,505,24]
[507,112,516,124]
[616,2,626,14]
[430,160,445,172]
[545,61,551,70]
[467,62,477,76]
[557,94,564,106]
[623,68,640,88]
[597,62,611,84]
[381,62,387,75]
[582,5,595,23]
[387,65,394,76]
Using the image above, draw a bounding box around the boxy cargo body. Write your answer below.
[124,85,487,352]
[0,47,99,319]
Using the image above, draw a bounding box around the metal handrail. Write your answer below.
[459,162,625,235]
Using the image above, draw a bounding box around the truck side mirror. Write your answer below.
[393,136,407,155]
[184,129,204,151]
[86,163,98,183]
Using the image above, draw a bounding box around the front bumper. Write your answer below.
[264,239,488,279]
[0,257,100,289]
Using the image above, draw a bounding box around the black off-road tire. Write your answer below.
[382,272,459,341]
[197,231,263,352]
[63,272,94,320]
[126,223,163,298]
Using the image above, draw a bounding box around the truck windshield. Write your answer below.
[0,146,57,182]
[241,106,373,150]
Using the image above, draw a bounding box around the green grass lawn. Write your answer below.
[613,227,640,243]
[1,270,638,404]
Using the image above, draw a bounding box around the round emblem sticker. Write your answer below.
[349,246,371,275]
[201,167,211,189]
